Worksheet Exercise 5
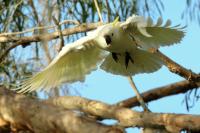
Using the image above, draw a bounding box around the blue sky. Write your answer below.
[70,0,200,132]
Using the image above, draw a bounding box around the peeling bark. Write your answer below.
[0,86,124,133]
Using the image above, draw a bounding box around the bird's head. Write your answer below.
[94,17,123,51]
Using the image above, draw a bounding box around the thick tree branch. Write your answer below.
[0,86,123,133]
[1,85,200,132]
[116,80,199,108]
[47,95,200,132]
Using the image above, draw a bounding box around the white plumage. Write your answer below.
[16,15,185,93]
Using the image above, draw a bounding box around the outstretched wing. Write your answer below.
[17,36,106,93]
[120,15,185,50]
[100,49,163,76]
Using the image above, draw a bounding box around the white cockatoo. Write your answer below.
[17,15,185,93]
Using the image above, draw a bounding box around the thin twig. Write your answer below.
[3,0,23,32]
[0,20,80,37]
[105,0,111,22]
[94,0,103,22]
[52,16,65,52]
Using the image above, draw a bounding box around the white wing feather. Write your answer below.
[120,15,185,50]
[100,49,163,76]
[17,36,105,93]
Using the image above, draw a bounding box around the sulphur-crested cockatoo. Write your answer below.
[17,15,185,93]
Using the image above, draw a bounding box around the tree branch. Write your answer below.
[116,80,199,108]
[1,86,200,132]
[0,86,123,133]
[0,22,102,44]
[0,22,103,63]
[155,50,200,82]
[114,49,200,109]
[47,95,200,132]
[0,20,80,37]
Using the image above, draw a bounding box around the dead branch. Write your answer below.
[0,86,123,133]
[116,80,199,108]
[47,95,200,132]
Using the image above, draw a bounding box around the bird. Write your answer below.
[16,14,185,93]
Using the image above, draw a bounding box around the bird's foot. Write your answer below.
[125,52,134,69]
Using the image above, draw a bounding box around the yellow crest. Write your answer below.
[112,16,119,26]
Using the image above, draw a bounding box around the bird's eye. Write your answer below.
[111,33,114,36]
[104,35,112,45]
